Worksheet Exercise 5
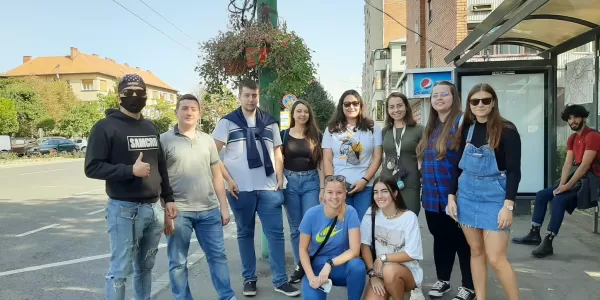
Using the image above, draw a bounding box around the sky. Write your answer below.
[0,0,365,101]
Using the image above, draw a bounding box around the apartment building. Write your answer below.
[363,0,408,127]
[1,47,178,107]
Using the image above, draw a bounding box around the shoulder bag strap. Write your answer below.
[310,217,338,261]
[370,209,376,259]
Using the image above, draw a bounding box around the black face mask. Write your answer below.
[121,96,147,113]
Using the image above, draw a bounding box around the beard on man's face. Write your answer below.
[569,121,584,131]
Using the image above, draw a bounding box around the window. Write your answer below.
[375,49,389,60]
[375,100,385,121]
[524,47,538,54]
[428,49,433,67]
[152,91,158,99]
[427,0,432,23]
[400,45,406,56]
[160,93,165,100]
[414,18,419,42]
[497,45,521,55]
[100,80,108,92]
[81,79,94,91]
[573,43,591,53]
[170,94,175,103]
[375,70,386,90]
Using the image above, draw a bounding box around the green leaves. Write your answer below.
[0,98,18,135]
[300,81,335,131]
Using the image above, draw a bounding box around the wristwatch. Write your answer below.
[367,269,376,278]
[326,259,335,268]
[506,205,514,212]
[379,254,387,263]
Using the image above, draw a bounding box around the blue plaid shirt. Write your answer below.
[421,115,462,213]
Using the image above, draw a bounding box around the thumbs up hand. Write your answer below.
[133,152,150,177]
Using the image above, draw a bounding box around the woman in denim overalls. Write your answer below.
[447,83,522,300]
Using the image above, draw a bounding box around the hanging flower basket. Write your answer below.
[224,59,246,75]
[245,45,270,68]
[197,17,316,97]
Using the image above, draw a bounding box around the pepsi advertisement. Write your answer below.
[412,71,452,98]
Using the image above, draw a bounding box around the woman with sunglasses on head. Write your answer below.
[322,90,383,221]
[447,83,521,300]
[299,175,366,300]
[381,92,424,215]
[416,81,475,300]
[361,177,425,300]
[280,99,325,284]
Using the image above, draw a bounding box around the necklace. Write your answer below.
[383,209,400,219]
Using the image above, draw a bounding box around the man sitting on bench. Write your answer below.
[513,104,600,258]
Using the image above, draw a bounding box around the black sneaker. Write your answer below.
[512,225,542,245]
[274,282,301,297]
[289,266,303,284]
[243,280,257,297]
[428,280,451,298]
[451,287,476,300]
[532,234,554,258]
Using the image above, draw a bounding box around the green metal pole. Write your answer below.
[257,0,278,261]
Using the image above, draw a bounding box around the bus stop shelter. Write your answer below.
[443,0,600,232]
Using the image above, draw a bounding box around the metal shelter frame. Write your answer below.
[443,0,600,232]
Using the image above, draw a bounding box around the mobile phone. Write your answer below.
[345,182,353,192]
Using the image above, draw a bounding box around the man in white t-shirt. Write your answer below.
[212,80,300,297]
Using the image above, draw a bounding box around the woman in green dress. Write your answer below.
[381,92,424,215]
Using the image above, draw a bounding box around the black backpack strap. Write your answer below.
[310,217,338,261]
[370,209,376,259]
[280,129,289,154]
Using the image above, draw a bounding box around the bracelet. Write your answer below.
[361,177,369,183]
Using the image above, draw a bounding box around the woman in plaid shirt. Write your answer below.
[416,81,475,300]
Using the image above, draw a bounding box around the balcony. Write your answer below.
[467,0,503,24]
[374,58,389,71]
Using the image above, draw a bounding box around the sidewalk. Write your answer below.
[154,210,600,300]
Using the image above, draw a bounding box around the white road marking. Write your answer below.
[0,239,198,277]
[85,208,105,216]
[61,188,105,199]
[15,224,60,237]
[18,169,65,176]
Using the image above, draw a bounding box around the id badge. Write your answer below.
[397,180,405,190]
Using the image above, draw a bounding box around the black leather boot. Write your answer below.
[512,225,542,245]
[532,234,554,258]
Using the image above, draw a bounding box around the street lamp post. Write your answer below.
[256,0,278,261]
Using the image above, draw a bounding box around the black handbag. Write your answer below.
[294,217,338,278]
[370,209,376,259]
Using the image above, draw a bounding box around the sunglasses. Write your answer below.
[431,91,450,98]
[343,101,360,108]
[120,89,148,98]
[469,98,493,106]
[325,175,346,183]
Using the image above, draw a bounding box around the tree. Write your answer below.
[36,117,56,133]
[300,81,335,131]
[0,78,45,137]
[22,77,79,122]
[152,116,172,134]
[0,97,19,135]
[97,92,119,111]
[57,103,104,137]
[199,85,238,133]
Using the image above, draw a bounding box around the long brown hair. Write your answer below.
[416,81,463,160]
[458,83,515,149]
[327,90,374,133]
[370,176,408,212]
[289,99,323,164]
[384,92,417,130]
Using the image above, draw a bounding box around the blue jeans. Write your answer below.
[104,199,164,300]
[346,186,373,221]
[301,257,366,300]
[167,208,235,300]
[283,169,320,264]
[227,190,287,287]
[532,185,578,235]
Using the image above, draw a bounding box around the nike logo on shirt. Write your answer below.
[315,226,342,243]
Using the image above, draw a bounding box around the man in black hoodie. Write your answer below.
[84,74,178,300]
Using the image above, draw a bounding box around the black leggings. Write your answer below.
[425,210,474,290]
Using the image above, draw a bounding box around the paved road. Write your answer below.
[2,160,600,300]
[0,160,202,300]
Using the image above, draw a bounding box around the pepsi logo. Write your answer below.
[420,78,432,89]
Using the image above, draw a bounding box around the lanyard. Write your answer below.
[392,126,406,159]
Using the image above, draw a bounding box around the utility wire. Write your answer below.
[138,0,195,41]
[110,0,195,54]
[364,0,453,52]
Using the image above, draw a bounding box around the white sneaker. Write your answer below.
[410,286,426,300]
